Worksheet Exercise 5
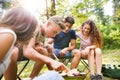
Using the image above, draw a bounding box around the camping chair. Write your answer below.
[15,44,30,80]
[76,42,89,79]
[80,58,90,80]
[17,56,30,80]
[52,50,73,66]
[58,56,73,66]
[0,57,29,80]
[80,59,89,71]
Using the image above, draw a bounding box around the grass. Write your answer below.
[2,49,120,80]
[102,49,120,80]
[102,49,120,64]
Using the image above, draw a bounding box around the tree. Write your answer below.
[50,0,56,16]
[113,0,120,23]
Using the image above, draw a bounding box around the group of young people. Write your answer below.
[47,16,103,80]
[0,6,103,80]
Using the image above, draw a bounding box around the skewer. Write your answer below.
[52,53,59,61]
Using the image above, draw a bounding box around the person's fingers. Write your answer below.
[59,52,62,57]
[61,64,68,72]
[53,64,62,72]
[55,63,67,72]
[54,66,60,72]
[61,54,65,57]
[59,52,64,57]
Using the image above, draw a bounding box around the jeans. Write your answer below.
[54,49,72,58]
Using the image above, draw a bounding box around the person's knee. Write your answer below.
[72,49,81,58]
[74,52,81,58]
[72,49,79,54]
[95,48,102,56]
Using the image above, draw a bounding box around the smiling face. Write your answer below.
[82,24,91,36]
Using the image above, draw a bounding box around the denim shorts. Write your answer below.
[54,49,72,58]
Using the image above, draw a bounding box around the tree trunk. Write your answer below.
[50,0,56,16]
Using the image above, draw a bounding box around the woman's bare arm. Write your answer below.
[0,33,14,62]
[23,38,67,72]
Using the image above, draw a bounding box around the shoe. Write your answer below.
[96,74,103,80]
[90,75,97,80]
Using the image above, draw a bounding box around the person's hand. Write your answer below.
[59,48,68,57]
[35,45,49,56]
[84,47,90,54]
[45,44,54,52]
[74,26,82,31]
[45,44,54,56]
[49,59,68,72]
[35,42,44,52]
[88,45,96,49]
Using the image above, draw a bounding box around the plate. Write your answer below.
[80,72,86,75]
[60,71,86,77]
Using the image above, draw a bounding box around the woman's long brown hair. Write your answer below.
[0,7,37,41]
[82,20,103,48]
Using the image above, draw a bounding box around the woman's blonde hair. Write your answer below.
[0,7,37,41]
[48,16,65,30]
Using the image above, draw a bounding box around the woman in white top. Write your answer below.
[0,7,37,77]
[0,6,67,80]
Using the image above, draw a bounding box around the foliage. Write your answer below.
[55,0,120,49]
[49,0,56,16]
[112,0,120,23]
[69,1,89,27]
[2,2,11,9]
[55,0,108,27]
[55,0,69,17]
[2,0,120,50]
[100,23,120,49]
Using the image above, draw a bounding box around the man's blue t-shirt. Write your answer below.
[53,30,76,49]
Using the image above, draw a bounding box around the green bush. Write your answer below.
[100,23,120,49]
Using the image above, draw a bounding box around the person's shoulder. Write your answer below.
[70,29,75,32]
[2,29,17,46]
[69,29,76,39]
[0,31,15,47]
[70,30,76,35]
[53,31,63,38]
[70,29,75,33]
[0,28,16,39]
[76,32,82,37]
[57,31,63,35]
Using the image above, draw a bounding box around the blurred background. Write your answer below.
[0,0,120,80]
[0,0,120,50]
